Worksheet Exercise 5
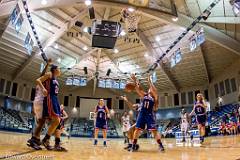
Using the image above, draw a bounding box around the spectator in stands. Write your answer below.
[219,122,226,135]
[217,96,224,107]
[222,114,228,124]
[83,122,88,133]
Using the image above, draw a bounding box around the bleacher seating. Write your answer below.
[167,103,240,137]
[70,117,119,138]
[0,107,30,133]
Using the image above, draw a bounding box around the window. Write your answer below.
[64,96,69,107]
[204,89,209,101]
[181,92,186,105]
[0,79,5,93]
[167,95,173,106]
[30,88,36,101]
[107,98,112,109]
[230,78,237,92]
[219,81,225,96]
[76,96,80,108]
[214,84,219,98]
[5,81,11,95]
[136,99,140,104]
[174,93,179,106]
[188,92,193,104]
[119,100,124,110]
[11,83,18,97]
[224,79,231,94]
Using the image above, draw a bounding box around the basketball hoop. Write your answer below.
[121,8,141,33]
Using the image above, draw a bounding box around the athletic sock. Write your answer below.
[43,134,50,142]
[157,139,164,148]
[55,137,61,146]
[133,139,137,145]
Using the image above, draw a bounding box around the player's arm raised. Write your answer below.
[36,72,52,96]
[130,74,145,98]
[148,75,159,111]
[40,58,52,76]
[121,96,134,109]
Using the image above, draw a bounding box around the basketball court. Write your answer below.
[0,131,240,160]
[0,0,240,160]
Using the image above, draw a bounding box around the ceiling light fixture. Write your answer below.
[54,44,59,49]
[41,0,47,5]
[128,7,135,12]
[57,58,61,63]
[83,46,88,51]
[120,30,126,36]
[48,26,52,30]
[155,36,160,42]
[114,49,119,53]
[172,17,178,22]
[85,0,92,6]
[83,27,88,33]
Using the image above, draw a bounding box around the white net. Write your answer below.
[121,8,141,33]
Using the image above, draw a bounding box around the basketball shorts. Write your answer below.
[136,112,156,130]
[196,115,207,125]
[181,122,189,132]
[122,123,131,132]
[95,120,107,130]
[43,95,61,118]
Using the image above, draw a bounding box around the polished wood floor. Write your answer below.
[0,131,240,160]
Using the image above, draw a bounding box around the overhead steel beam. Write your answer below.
[199,45,211,83]
[93,49,101,96]
[136,29,180,91]
[12,8,87,81]
[203,17,240,24]
[6,1,238,55]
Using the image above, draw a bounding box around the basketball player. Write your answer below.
[130,74,164,152]
[121,96,140,150]
[121,111,131,144]
[37,65,62,150]
[180,108,190,142]
[53,104,68,151]
[27,59,52,150]
[94,99,110,147]
[59,105,70,139]
[190,93,207,144]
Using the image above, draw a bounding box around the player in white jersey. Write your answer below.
[27,59,52,150]
[121,111,131,144]
[33,85,44,120]
[180,108,190,142]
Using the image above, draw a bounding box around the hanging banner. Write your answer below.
[151,71,157,83]
[10,5,20,25]
[24,33,33,54]
[175,49,182,64]
[189,35,197,52]
[15,14,24,33]
[196,27,205,46]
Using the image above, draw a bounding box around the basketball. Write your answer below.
[125,82,136,92]
[1,0,240,159]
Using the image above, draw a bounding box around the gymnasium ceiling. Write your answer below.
[0,0,240,92]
